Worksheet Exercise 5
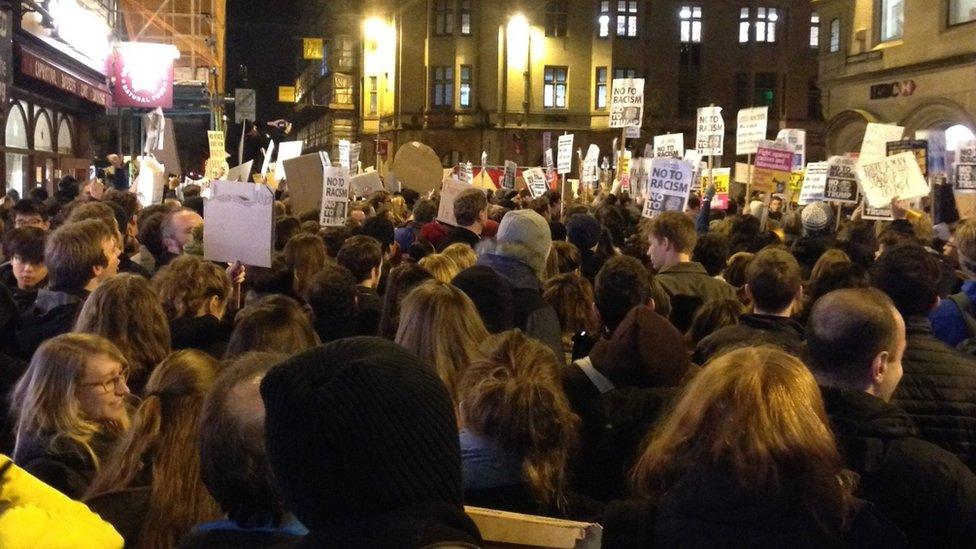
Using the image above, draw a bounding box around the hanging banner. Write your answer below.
[859,123,905,164]
[824,156,860,204]
[751,141,794,193]
[696,106,724,156]
[557,134,574,175]
[320,165,350,226]
[609,78,645,128]
[736,107,768,156]
[798,161,829,206]
[857,152,930,208]
[776,128,806,171]
[112,42,178,108]
[654,133,685,159]
[642,157,694,218]
[886,139,928,178]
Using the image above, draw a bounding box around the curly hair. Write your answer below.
[153,255,231,319]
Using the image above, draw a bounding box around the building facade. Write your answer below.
[290,0,824,172]
[814,0,976,154]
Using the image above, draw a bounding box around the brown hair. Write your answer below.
[686,298,743,347]
[418,253,460,284]
[282,233,328,299]
[809,249,851,285]
[453,188,488,227]
[74,274,172,394]
[545,241,582,279]
[649,211,698,254]
[224,295,320,359]
[153,255,232,319]
[45,218,115,293]
[441,243,478,271]
[745,247,803,312]
[631,346,853,532]
[543,273,599,334]
[66,201,120,235]
[457,330,580,512]
[85,350,222,548]
[395,280,489,394]
[377,263,434,339]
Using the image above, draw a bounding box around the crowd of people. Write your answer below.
[1,171,975,548]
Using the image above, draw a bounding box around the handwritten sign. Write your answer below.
[859,123,904,164]
[824,156,860,203]
[320,166,350,226]
[523,167,548,198]
[696,106,724,156]
[798,162,829,206]
[642,158,694,218]
[857,152,929,208]
[557,134,574,175]
[654,133,684,159]
[736,107,768,156]
[609,78,644,128]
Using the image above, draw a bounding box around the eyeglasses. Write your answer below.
[79,366,130,394]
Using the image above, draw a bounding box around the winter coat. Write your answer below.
[296,501,480,548]
[85,486,150,547]
[14,289,85,360]
[695,314,805,364]
[178,517,307,549]
[12,430,116,499]
[438,226,480,251]
[169,314,233,358]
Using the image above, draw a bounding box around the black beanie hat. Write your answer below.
[566,214,602,251]
[451,266,515,334]
[260,337,464,532]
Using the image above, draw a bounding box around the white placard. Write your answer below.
[609,78,645,129]
[776,128,806,171]
[544,149,555,173]
[275,140,304,179]
[437,178,470,226]
[736,107,768,156]
[654,133,685,159]
[958,140,976,164]
[349,143,362,175]
[523,167,548,198]
[204,181,274,268]
[582,145,600,188]
[557,134,574,175]
[857,152,930,208]
[320,166,350,226]
[459,162,473,183]
[797,161,829,206]
[225,160,253,183]
[859,123,905,164]
[338,139,351,170]
[696,106,724,156]
[135,156,166,207]
[625,126,640,139]
[350,171,384,197]
[260,140,275,175]
[642,157,694,218]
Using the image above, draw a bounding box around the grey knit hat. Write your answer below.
[496,209,552,276]
[802,201,835,233]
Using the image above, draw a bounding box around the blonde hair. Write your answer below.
[12,334,129,467]
[631,346,853,532]
[395,280,489,394]
[418,253,460,284]
[457,331,580,512]
[153,255,232,319]
[441,243,478,271]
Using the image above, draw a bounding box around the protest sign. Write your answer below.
[390,141,442,193]
[916,130,947,175]
[204,181,274,268]
[788,170,805,202]
[798,161,828,206]
[751,142,794,193]
[654,133,684,158]
[859,123,905,164]
[350,171,384,197]
[458,162,473,184]
[642,157,694,218]
[207,130,226,162]
[630,158,650,200]
[824,156,860,203]
[437,178,470,226]
[956,163,976,193]
[260,140,275,175]
[543,132,552,155]
[696,106,724,156]
[544,149,555,174]
[643,144,653,159]
[582,145,600,188]
[225,160,253,183]
[275,140,304,179]
[502,161,517,189]
[281,154,325,215]
[135,156,165,207]
[618,152,632,192]
[734,162,751,184]
[609,78,645,128]
[625,126,640,139]
[338,140,351,169]
[857,152,929,207]
[886,140,928,177]
[862,204,894,221]
[736,107,768,156]
[776,129,806,171]
[958,140,976,164]
[205,157,229,181]
[320,166,350,226]
[702,167,730,210]
[523,167,548,198]
[349,143,361,175]
[557,134,574,175]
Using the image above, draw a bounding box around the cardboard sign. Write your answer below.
[204,181,274,268]
[557,134,574,175]
[391,141,443,193]
[654,133,684,158]
[956,163,976,193]
[916,130,947,175]
[349,143,362,175]
[338,140,351,170]
[863,204,894,221]
[857,152,929,208]
[776,128,806,171]
[275,140,304,179]
[609,78,645,128]
[696,106,724,156]
[798,161,829,206]
[642,157,694,218]
[523,167,548,198]
[135,156,165,207]
[437,178,470,226]
[859,123,905,164]
[282,153,326,216]
[886,139,928,177]
[736,107,768,156]
[751,142,794,193]
[734,162,751,184]
[205,157,229,181]
[320,166,350,226]
[502,161,517,189]
[225,160,253,183]
[465,506,601,549]
[824,156,860,203]
[350,171,384,197]
[208,131,226,162]
[582,145,600,188]
[702,167,730,210]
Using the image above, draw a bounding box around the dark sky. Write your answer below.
[226,0,302,123]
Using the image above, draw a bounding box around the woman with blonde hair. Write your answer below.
[153,255,233,357]
[74,273,171,394]
[395,280,488,394]
[85,350,222,548]
[441,243,478,271]
[456,330,600,520]
[418,253,460,284]
[282,233,328,300]
[11,334,130,498]
[604,346,902,546]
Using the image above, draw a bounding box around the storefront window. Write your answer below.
[949,0,976,26]
[879,0,903,41]
[5,105,28,196]
[34,110,54,152]
[57,117,73,154]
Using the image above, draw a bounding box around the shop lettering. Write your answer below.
[870,80,916,100]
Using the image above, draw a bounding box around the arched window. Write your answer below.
[33,109,54,152]
[5,103,30,197]
[946,124,976,152]
[57,116,73,155]
[5,104,28,149]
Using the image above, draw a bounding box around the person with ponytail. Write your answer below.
[84,350,222,548]
[455,330,602,520]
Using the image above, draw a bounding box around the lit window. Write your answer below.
[616,1,638,37]
[598,1,610,37]
[459,65,472,108]
[614,68,637,79]
[755,8,778,43]
[879,0,903,41]
[431,66,454,107]
[459,0,472,35]
[433,0,454,36]
[368,76,378,115]
[544,66,568,108]
[810,13,820,48]
[949,0,976,26]
[739,8,750,43]
[829,18,840,52]
[545,0,569,37]
[595,67,607,109]
[679,5,702,43]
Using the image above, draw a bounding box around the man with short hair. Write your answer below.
[394,198,436,255]
[157,208,203,268]
[806,288,976,546]
[871,244,976,469]
[439,188,487,250]
[336,235,383,335]
[695,247,804,363]
[15,219,120,358]
[10,201,50,231]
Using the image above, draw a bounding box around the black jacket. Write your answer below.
[296,502,480,548]
[12,430,116,499]
[85,486,151,547]
[0,262,44,312]
[170,314,233,358]
[821,386,976,547]
[438,226,480,251]
[354,286,382,336]
[892,315,976,470]
[15,289,86,360]
[695,314,805,364]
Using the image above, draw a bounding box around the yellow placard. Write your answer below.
[303,38,324,60]
[278,86,296,103]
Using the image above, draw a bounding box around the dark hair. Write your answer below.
[274,216,301,251]
[102,189,139,224]
[408,239,435,263]
[453,189,488,227]
[746,248,803,312]
[378,263,434,339]
[870,244,941,316]
[225,295,321,359]
[138,211,168,261]
[29,187,49,203]
[686,194,702,210]
[806,288,899,385]
[412,198,437,224]
[361,216,395,250]
[11,200,49,222]
[692,233,729,277]
[56,175,79,200]
[321,226,352,257]
[594,255,651,332]
[805,263,869,311]
[687,298,742,348]
[336,235,383,283]
[729,215,761,254]
[648,211,697,253]
[723,252,754,288]
[45,219,114,292]
[307,262,358,323]
[199,352,289,528]
[3,227,46,264]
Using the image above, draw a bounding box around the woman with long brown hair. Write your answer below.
[282,233,328,300]
[604,346,903,547]
[74,273,171,394]
[153,255,233,357]
[456,330,600,520]
[84,350,222,549]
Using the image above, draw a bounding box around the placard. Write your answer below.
[609,78,645,128]
[788,170,805,202]
[857,152,930,208]
[349,143,362,175]
[544,149,555,174]
[338,139,351,170]
[523,167,548,198]
[260,140,275,176]
[886,139,928,177]
[437,178,470,226]
[617,152,632,192]
[642,157,694,218]
[956,163,976,193]
[859,123,905,164]
[557,134,574,175]
[915,130,947,175]
[824,156,860,203]
[582,145,600,188]
[736,107,768,156]
[281,153,325,216]
[275,140,304,179]
[798,161,828,206]
[751,142,794,193]
[320,166,350,226]
[204,181,274,268]
[958,140,976,164]
[776,128,806,171]
[702,167,730,210]
[350,171,385,197]
[208,131,226,162]
[654,133,684,159]
[696,106,724,156]
[502,161,517,189]
[862,204,894,221]
[458,161,473,184]
[135,156,165,207]
[225,160,253,183]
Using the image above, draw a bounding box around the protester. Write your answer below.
[686,298,743,349]
[377,263,433,339]
[394,198,436,254]
[806,288,976,546]
[157,208,204,268]
[440,188,488,250]
[441,242,478,271]
[11,334,129,498]
[793,201,837,277]
[566,214,612,282]
[10,200,50,231]
[224,295,320,359]
[545,241,582,278]
[306,262,363,342]
[931,218,976,347]
[418,253,460,283]
[0,227,48,311]
[451,265,515,334]
[153,255,233,357]
[336,235,383,335]
[281,233,328,300]
[543,273,599,364]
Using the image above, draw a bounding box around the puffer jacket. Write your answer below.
[892,316,976,470]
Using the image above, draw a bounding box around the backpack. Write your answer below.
[947,292,976,355]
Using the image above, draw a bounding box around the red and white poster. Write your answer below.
[112,42,179,108]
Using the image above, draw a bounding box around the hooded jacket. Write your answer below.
[14,289,86,360]
[695,313,805,364]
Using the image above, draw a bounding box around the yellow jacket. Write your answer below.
[0,455,123,549]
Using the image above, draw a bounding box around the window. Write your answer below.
[544,66,568,108]
[431,66,453,107]
[679,6,702,43]
[368,76,378,115]
[740,7,778,43]
[754,72,777,107]
[739,8,750,43]
[595,67,607,109]
[680,42,701,66]
[616,1,638,37]
[598,1,610,37]
[459,65,472,108]
[459,0,472,35]
[810,13,820,48]
[950,0,976,25]
[677,72,700,116]
[614,68,637,79]
[433,0,454,35]
[546,0,569,37]
[734,73,749,112]
[879,0,903,41]
[829,18,840,52]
